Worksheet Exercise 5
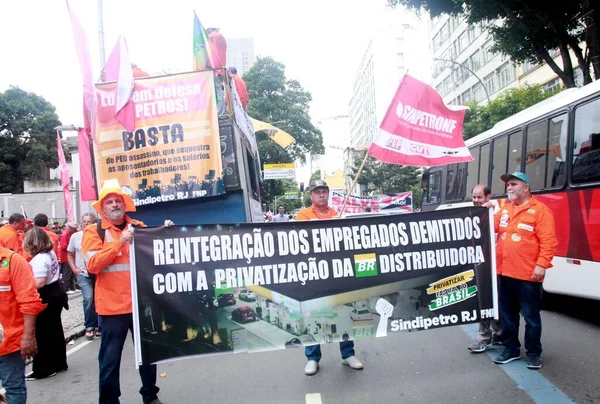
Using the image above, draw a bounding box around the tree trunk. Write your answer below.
[587,5,600,80]
[539,47,576,88]
[567,37,593,85]
[558,41,576,88]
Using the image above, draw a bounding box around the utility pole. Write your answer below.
[98,0,106,77]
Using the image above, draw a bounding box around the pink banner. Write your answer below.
[57,132,74,221]
[77,129,96,201]
[105,36,136,132]
[329,191,413,214]
[368,74,472,167]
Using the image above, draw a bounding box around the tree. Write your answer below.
[244,57,324,204]
[463,84,562,140]
[0,87,62,193]
[351,152,423,207]
[389,0,599,87]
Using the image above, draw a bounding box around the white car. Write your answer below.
[239,288,256,301]
[350,308,373,321]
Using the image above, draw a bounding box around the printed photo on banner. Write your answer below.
[329,190,413,214]
[131,207,496,366]
[94,71,224,206]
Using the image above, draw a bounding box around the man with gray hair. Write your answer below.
[67,213,100,340]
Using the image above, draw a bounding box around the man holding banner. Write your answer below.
[296,180,364,376]
[82,179,173,404]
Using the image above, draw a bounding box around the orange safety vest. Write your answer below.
[0,225,25,257]
[42,227,60,258]
[81,216,145,316]
[296,205,338,221]
[0,247,46,356]
[494,196,557,281]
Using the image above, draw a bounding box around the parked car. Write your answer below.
[218,293,236,306]
[231,306,257,323]
[285,334,317,348]
[239,288,256,301]
[350,308,373,321]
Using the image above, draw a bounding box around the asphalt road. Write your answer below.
[22,293,600,404]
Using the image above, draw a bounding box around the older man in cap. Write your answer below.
[82,179,173,404]
[295,180,364,376]
[484,172,557,370]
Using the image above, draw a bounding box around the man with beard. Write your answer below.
[484,172,557,370]
[82,179,173,404]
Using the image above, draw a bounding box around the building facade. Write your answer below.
[226,38,256,76]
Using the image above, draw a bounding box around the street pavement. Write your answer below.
[22,293,600,404]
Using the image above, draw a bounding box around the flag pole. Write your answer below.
[338,151,369,217]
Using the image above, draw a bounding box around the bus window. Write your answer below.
[478,143,490,187]
[491,135,508,196]
[525,120,549,190]
[572,98,600,184]
[465,146,480,199]
[423,169,442,205]
[447,163,467,202]
[445,164,457,201]
[547,113,567,188]
[508,130,523,173]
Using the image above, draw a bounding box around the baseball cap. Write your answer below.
[500,171,531,185]
[65,222,79,229]
[309,179,329,192]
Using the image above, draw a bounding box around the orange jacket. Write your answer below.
[208,31,227,69]
[0,225,25,257]
[296,205,338,221]
[0,247,46,356]
[231,73,248,108]
[81,216,145,316]
[494,196,557,281]
[42,227,60,258]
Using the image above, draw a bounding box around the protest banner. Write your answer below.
[131,207,496,366]
[95,71,224,206]
[330,191,413,214]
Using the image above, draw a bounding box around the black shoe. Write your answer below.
[25,372,57,381]
[526,355,542,370]
[493,349,521,364]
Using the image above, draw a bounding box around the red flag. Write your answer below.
[105,36,135,132]
[77,129,97,201]
[368,74,472,167]
[57,132,74,222]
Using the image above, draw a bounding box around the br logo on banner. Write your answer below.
[354,253,378,278]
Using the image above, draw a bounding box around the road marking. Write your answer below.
[462,324,575,403]
[306,393,322,404]
[66,338,95,357]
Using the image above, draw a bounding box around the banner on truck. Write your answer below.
[94,71,224,206]
[131,206,496,366]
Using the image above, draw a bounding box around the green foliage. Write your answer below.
[0,87,62,193]
[463,84,562,140]
[244,57,324,204]
[388,0,599,86]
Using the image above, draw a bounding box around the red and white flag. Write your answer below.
[105,36,135,132]
[57,132,74,222]
[368,74,472,167]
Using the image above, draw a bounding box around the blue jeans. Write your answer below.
[498,275,543,356]
[77,274,98,329]
[98,314,159,404]
[0,351,26,404]
[305,341,355,362]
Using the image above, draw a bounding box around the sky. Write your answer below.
[0,0,429,132]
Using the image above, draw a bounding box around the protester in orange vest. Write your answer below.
[295,180,364,376]
[33,213,60,259]
[0,246,46,403]
[82,179,173,404]
[229,66,248,109]
[0,214,27,256]
[485,172,557,370]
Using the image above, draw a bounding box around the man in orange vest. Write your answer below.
[229,66,248,109]
[82,179,173,404]
[485,172,557,370]
[0,214,27,257]
[0,246,46,404]
[296,180,364,376]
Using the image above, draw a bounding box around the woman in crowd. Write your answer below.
[22,227,68,380]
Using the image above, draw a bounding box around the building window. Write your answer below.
[462,88,473,103]
[440,23,450,42]
[432,33,441,52]
[469,49,481,72]
[472,83,486,102]
[458,32,468,54]
[468,23,482,41]
[543,78,561,93]
[574,68,583,87]
[522,59,536,73]
[484,73,496,95]
[483,40,494,64]
[496,62,515,89]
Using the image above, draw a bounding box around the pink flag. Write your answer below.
[66,1,98,146]
[368,74,472,167]
[57,132,74,222]
[77,128,97,201]
[105,36,135,132]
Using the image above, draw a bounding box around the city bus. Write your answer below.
[419,79,600,301]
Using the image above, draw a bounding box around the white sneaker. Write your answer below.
[341,356,364,370]
[304,360,319,375]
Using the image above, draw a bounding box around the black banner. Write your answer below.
[132,207,496,365]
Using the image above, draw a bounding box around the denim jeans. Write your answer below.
[98,314,159,404]
[498,275,543,356]
[77,274,98,329]
[305,341,355,362]
[0,351,26,404]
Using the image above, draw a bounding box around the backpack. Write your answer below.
[97,221,106,244]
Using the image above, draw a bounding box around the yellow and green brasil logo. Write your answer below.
[354,253,378,277]
[426,270,477,310]
[0,259,9,268]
